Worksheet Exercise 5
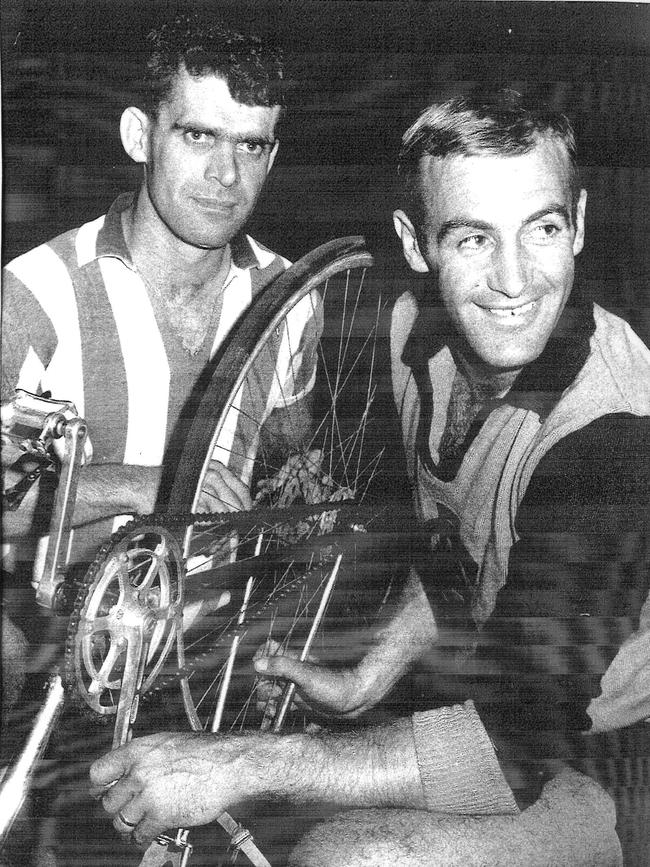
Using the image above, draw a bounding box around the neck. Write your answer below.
[122,188,230,289]
[456,353,521,399]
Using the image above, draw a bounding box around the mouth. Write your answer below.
[482,300,537,321]
[194,197,237,213]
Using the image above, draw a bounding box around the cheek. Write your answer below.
[242,162,270,196]
[438,262,483,310]
[531,246,575,288]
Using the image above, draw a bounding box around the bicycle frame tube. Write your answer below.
[0,675,65,843]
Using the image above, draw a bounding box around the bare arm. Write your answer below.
[254,566,437,718]
[2,459,161,540]
[3,458,250,540]
[89,717,424,845]
[90,700,518,846]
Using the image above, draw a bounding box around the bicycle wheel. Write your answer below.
[163,237,398,732]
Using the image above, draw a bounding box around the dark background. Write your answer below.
[2,0,650,344]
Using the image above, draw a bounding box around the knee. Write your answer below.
[288,811,376,867]
[288,809,429,867]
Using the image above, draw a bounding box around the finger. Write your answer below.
[254,639,318,664]
[200,482,243,513]
[206,463,252,511]
[129,795,169,847]
[255,680,295,715]
[222,471,252,510]
[112,796,146,838]
[253,655,341,705]
[256,692,303,717]
[253,638,284,661]
[89,746,132,788]
[100,776,141,815]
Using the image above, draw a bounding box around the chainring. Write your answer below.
[63,517,185,728]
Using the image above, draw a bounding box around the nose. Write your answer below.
[489,241,527,298]
[205,140,238,188]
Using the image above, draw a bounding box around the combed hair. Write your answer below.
[398,90,580,233]
[144,13,284,116]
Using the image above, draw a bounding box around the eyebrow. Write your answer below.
[436,203,572,244]
[172,122,276,147]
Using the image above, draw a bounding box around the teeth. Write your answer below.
[488,301,535,318]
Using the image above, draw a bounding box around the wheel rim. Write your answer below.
[172,251,389,732]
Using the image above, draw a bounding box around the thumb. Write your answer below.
[89,745,131,790]
[254,654,347,708]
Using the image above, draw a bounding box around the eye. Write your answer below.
[528,222,564,243]
[237,140,265,157]
[457,234,491,254]
[184,129,212,145]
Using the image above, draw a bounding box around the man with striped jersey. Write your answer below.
[2,13,305,552]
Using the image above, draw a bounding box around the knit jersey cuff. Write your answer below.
[412,699,519,815]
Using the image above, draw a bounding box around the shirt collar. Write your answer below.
[93,192,136,265]
[92,191,267,273]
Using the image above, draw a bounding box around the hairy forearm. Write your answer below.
[2,462,161,540]
[247,718,426,810]
[90,707,514,842]
[91,719,424,844]
[71,463,162,525]
[272,702,515,816]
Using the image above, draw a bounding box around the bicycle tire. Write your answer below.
[162,237,396,732]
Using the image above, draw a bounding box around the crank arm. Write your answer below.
[112,626,151,749]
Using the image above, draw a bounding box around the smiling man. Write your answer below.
[2,14,294,543]
[387,91,650,864]
[89,93,650,866]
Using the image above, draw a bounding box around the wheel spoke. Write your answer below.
[158,239,390,734]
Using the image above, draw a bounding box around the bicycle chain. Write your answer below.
[63,510,341,713]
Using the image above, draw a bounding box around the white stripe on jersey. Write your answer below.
[7,244,85,415]
[100,258,170,466]
[75,214,105,267]
[16,346,46,392]
[209,264,253,359]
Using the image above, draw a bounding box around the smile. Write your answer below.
[485,300,537,319]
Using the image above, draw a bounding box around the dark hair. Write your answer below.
[143,13,284,117]
[398,89,580,235]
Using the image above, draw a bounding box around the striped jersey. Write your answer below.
[1,192,311,475]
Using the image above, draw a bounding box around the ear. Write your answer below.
[572,189,587,256]
[267,139,280,174]
[120,107,151,165]
[393,210,430,273]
